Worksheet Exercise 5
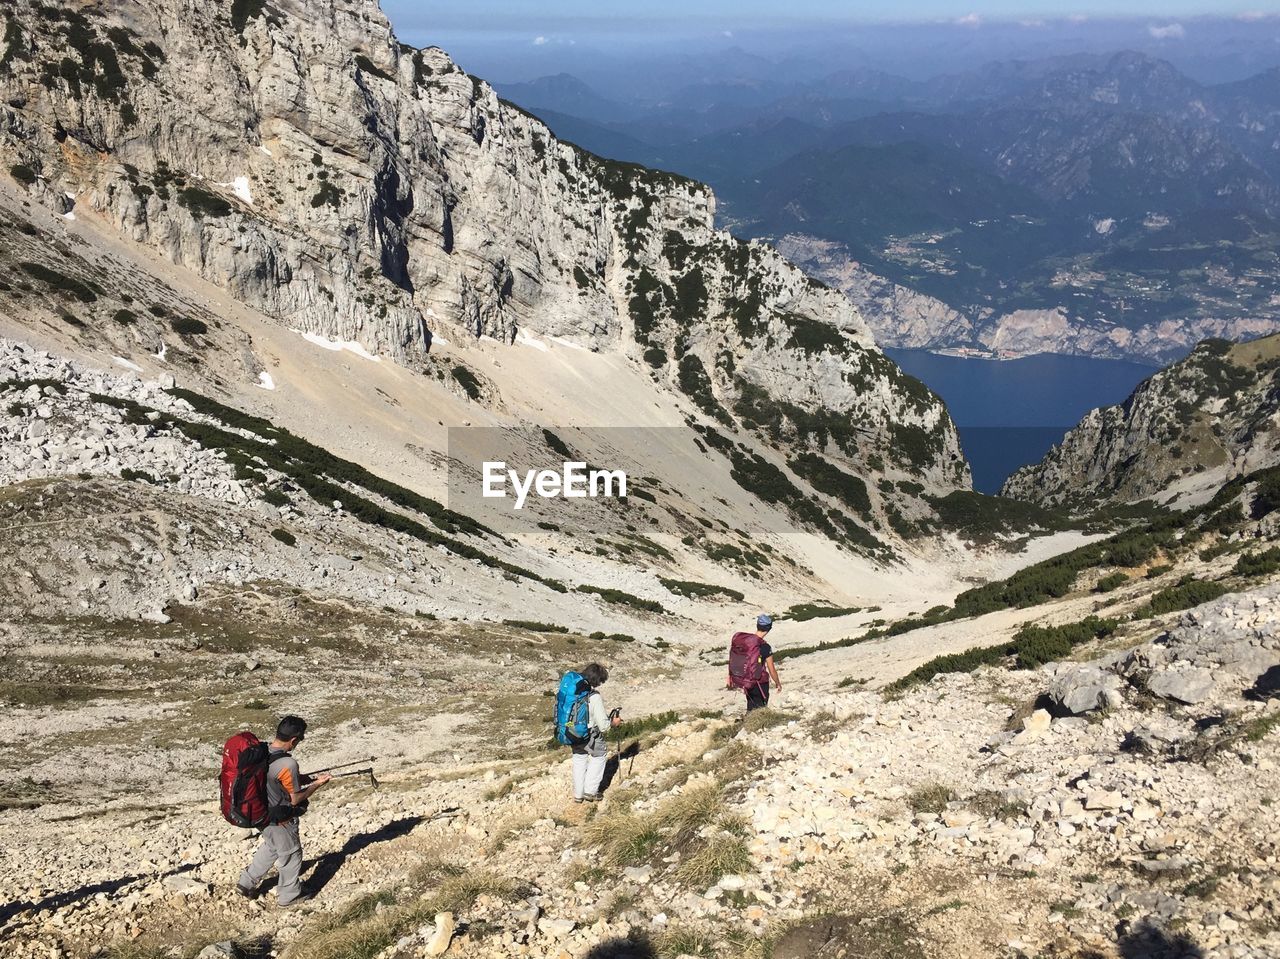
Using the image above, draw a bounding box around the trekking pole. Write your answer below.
[303,758,374,777]
[609,707,624,783]
[325,766,379,788]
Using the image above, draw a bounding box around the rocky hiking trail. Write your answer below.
[2,578,1279,959]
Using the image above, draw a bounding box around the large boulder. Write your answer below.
[1046,663,1125,715]
[1146,666,1215,705]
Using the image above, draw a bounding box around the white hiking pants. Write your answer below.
[571,733,607,799]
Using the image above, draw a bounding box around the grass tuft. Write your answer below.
[676,833,752,888]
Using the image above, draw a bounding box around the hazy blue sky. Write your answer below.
[384,2,1269,29]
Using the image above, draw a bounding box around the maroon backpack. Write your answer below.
[219,731,278,828]
[727,631,767,689]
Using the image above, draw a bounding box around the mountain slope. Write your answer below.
[1003,334,1280,506]
[0,0,967,501]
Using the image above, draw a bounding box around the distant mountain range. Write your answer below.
[498,51,1280,364]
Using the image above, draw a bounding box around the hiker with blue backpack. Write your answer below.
[727,614,782,711]
[555,662,621,803]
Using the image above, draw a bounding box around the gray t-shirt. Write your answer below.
[267,752,301,821]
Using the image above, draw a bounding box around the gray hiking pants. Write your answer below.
[571,732,607,799]
[238,820,303,903]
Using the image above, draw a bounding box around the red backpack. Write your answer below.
[727,631,767,689]
[219,731,278,828]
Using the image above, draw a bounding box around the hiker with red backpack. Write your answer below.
[223,716,331,907]
[554,662,621,803]
[727,614,782,711]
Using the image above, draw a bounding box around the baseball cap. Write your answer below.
[757,614,773,630]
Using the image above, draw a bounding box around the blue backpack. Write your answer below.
[554,672,592,746]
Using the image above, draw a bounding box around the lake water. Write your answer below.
[884,349,1160,494]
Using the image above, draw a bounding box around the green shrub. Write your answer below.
[502,620,568,634]
[270,528,296,546]
[1252,472,1280,520]
[170,317,208,335]
[119,468,158,484]
[451,365,482,401]
[9,163,36,186]
[177,186,233,218]
[778,602,861,622]
[1135,577,1228,618]
[261,488,289,507]
[311,180,341,209]
[19,262,98,302]
[576,585,665,614]
[230,0,267,35]
[1094,572,1128,593]
[1235,547,1280,578]
[658,578,744,602]
[643,346,667,368]
[788,452,872,518]
[112,308,138,325]
[888,616,1116,690]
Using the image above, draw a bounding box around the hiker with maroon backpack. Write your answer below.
[727,614,782,711]
[225,716,331,907]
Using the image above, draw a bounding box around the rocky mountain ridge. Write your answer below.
[0,0,968,493]
[1003,334,1280,506]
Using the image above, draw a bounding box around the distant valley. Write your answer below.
[499,52,1280,365]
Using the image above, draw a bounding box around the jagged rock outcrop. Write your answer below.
[0,0,968,489]
[1003,334,1280,505]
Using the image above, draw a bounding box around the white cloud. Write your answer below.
[722,29,734,38]
[1148,23,1186,40]
[1019,18,1046,28]
[532,35,548,46]
[955,13,981,27]
[1236,11,1275,21]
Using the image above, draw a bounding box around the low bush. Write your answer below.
[502,619,568,634]
[1094,572,1128,593]
[576,584,665,614]
[888,616,1116,690]
[170,316,208,335]
[658,578,744,602]
[778,602,860,622]
[1135,577,1228,618]
[1235,547,1280,578]
[270,528,296,546]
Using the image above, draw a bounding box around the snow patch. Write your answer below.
[215,176,253,205]
[1093,218,1115,235]
[153,342,168,362]
[257,144,273,157]
[113,356,143,373]
[295,330,382,362]
[257,371,276,390]
[61,212,76,221]
[515,329,550,352]
[549,336,589,352]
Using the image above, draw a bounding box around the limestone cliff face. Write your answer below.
[0,0,968,489]
[1003,335,1280,505]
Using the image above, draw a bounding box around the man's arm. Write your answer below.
[288,774,330,804]
[765,655,781,691]
[280,759,330,805]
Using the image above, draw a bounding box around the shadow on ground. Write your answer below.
[1118,919,1205,958]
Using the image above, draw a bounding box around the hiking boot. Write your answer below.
[278,895,313,910]
[234,883,258,900]
[582,793,601,803]
[573,797,585,804]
